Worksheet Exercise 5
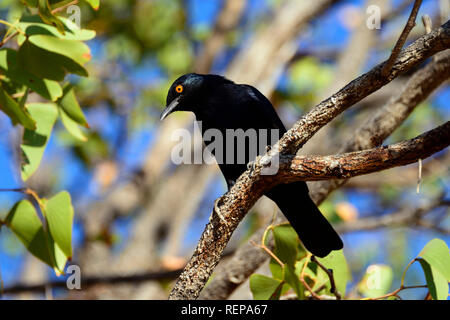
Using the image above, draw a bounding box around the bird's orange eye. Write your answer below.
[175,85,183,93]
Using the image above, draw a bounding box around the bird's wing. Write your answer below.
[239,84,287,134]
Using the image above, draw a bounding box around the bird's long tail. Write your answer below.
[266,181,343,258]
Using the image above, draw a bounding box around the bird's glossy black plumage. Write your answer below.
[161,73,343,257]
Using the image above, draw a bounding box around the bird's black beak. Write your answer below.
[160,96,181,121]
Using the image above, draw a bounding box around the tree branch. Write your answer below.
[1,269,182,296]
[381,0,423,76]
[335,195,449,234]
[200,48,450,300]
[276,18,449,156]
[169,19,450,300]
[275,122,449,183]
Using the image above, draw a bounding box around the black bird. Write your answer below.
[160,73,343,257]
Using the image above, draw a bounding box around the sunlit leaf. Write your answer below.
[43,191,74,259]
[272,223,298,266]
[418,239,450,281]
[250,274,284,300]
[83,0,99,10]
[0,84,36,129]
[316,250,350,296]
[269,257,283,280]
[29,34,91,67]
[5,200,53,267]
[38,0,65,34]
[21,103,58,181]
[284,264,303,299]
[17,16,96,42]
[0,48,62,101]
[59,106,88,141]
[418,259,449,300]
[21,0,38,7]
[18,36,90,81]
[358,264,394,298]
[58,84,89,127]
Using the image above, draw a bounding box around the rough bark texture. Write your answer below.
[381,0,423,76]
[276,122,449,182]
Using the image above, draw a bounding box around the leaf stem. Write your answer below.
[311,255,342,300]
[0,20,25,35]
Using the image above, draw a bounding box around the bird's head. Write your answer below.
[160,73,233,121]
[160,73,205,121]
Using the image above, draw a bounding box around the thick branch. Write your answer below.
[1,269,181,295]
[275,122,449,183]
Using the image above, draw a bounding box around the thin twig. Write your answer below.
[382,0,423,77]
[51,0,79,14]
[364,285,428,300]
[311,255,342,300]
[0,30,19,48]
[250,240,284,267]
[299,255,322,300]
[0,187,45,212]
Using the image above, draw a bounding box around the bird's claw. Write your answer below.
[247,155,262,175]
[213,197,227,225]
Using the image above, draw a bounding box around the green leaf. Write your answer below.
[5,200,53,267]
[284,264,303,299]
[38,0,65,34]
[418,239,450,281]
[0,84,36,130]
[59,107,88,141]
[18,36,90,81]
[58,84,89,127]
[0,49,62,101]
[357,264,394,298]
[28,34,91,66]
[17,16,96,41]
[316,250,350,296]
[21,103,58,181]
[50,236,68,274]
[44,191,74,259]
[83,0,99,10]
[21,0,38,7]
[272,223,298,266]
[250,274,284,300]
[419,259,449,300]
[269,258,283,280]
